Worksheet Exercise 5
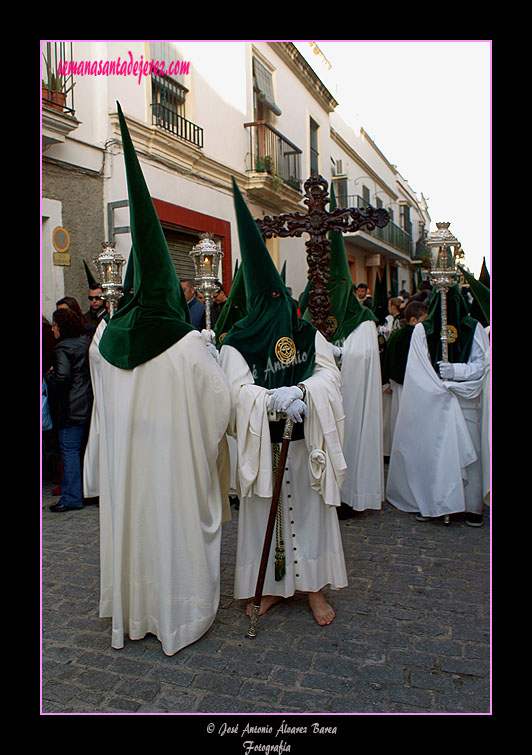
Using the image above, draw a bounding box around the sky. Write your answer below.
[294,40,491,279]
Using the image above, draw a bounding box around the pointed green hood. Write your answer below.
[371,267,389,326]
[99,102,193,370]
[301,185,377,344]
[83,259,99,289]
[479,257,490,287]
[214,260,248,349]
[115,248,135,312]
[458,264,490,326]
[422,284,478,369]
[222,179,316,388]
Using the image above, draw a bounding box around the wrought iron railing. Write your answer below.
[337,194,413,257]
[42,41,75,115]
[244,121,302,191]
[151,102,204,148]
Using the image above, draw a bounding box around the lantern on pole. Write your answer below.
[93,241,127,316]
[189,233,224,339]
[425,222,462,364]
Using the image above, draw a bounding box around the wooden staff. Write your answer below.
[246,416,294,638]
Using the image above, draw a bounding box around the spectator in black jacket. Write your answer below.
[45,308,93,512]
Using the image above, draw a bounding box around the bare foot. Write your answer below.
[246,595,283,618]
[307,590,335,626]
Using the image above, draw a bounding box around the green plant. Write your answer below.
[42,54,75,96]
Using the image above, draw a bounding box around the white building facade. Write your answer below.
[42,40,430,320]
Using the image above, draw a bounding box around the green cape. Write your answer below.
[381,324,414,385]
[422,284,478,368]
[99,103,193,370]
[301,186,378,345]
[222,179,316,389]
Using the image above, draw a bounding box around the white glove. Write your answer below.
[331,344,343,359]
[266,385,303,412]
[285,399,308,423]
[200,329,216,345]
[205,342,219,360]
[438,361,455,380]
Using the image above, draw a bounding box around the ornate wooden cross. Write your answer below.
[255,173,390,338]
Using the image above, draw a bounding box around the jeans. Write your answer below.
[58,425,88,508]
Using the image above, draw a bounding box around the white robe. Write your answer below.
[481,339,490,505]
[84,330,231,655]
[382,379,403,456]
[339,320,384,511]
[386,322,489,518]
[218,331,348,600]
[83,318,107,499]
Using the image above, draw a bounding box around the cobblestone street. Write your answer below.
[41,471,491,718]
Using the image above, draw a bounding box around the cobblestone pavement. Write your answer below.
[41,472,491,718]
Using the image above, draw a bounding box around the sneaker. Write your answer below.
[465,513,483,527]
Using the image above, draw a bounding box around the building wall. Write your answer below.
[42,41,430,319]
[41,159,105,319]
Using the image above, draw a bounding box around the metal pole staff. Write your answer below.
[247,416,294,639]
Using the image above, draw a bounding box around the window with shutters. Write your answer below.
[310,118,319,175]
[333,178,348,208]
[253,56,282,122]
[149,41,203,148]
[400,204,412,236]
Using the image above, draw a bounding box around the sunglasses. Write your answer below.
[88,296,103,301]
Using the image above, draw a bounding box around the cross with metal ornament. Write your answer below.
[255,173,390,338]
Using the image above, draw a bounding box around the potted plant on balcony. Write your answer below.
[42,57,75,112]
[255,155,274,174]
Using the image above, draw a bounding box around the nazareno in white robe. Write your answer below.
[218,330,348,600]
[481,332,490,505]
[339,320,384,511]
[386,322,489,518]
[83,329,231,656]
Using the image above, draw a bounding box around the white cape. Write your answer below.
[481,341,490,505]
[84,330,231,655]
[386,323,489,518]
[218,331,348,599]
[340,320,384,510]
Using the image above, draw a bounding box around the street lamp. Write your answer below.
[189,232,224,338]
[425,222,462,364]
[93,241,127,316]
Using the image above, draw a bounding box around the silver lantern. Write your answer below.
[189,233,224,338]
[425,222,462,364]
[93,241,127,316]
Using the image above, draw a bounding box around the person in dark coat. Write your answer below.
[45,308,93,512]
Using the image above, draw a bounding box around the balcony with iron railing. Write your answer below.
[244,121,302,192]
[151,102,204,148]
[337,194,414,257]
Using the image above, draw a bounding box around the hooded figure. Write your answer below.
[83,249,134,500]
[84,102,231,656]
[214,260,248,350]
[301,187,383,515]
[386,284,489,526]
[218,179,348,626]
